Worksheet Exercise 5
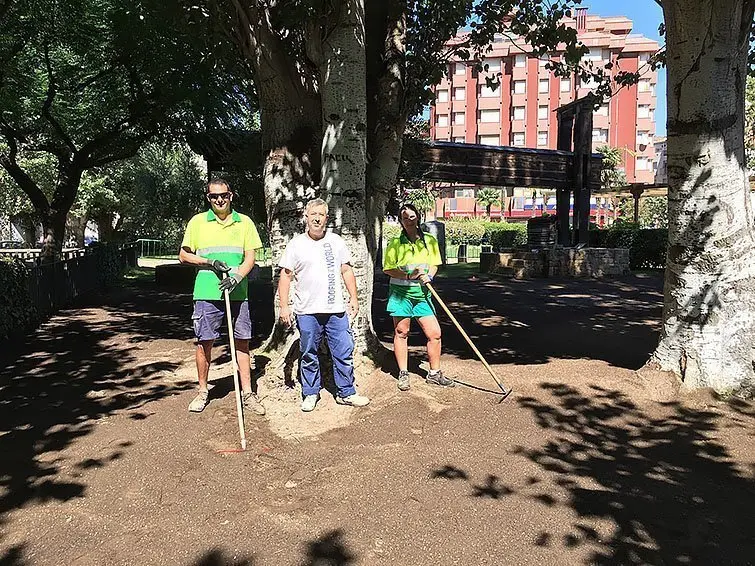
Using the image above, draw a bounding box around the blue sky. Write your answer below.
[580,0,667,136]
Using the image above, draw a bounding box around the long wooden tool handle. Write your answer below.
[223,275,247,451]
[425,282,509,395]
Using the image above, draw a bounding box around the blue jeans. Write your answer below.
[296,312,356,398]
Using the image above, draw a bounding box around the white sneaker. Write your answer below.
[335,394,370,407]
[188,390,209,412]
[301,394,319,412]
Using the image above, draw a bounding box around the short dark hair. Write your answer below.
[207,177,231,192]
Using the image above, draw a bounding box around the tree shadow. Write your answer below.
[0,280,203,555]
[303,529,357,566]
[515,383,755,564]
[372,272,664,370]
[428,384,755,564]
[188,548,256,566]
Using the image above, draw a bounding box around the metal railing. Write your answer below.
[136,238,273,264]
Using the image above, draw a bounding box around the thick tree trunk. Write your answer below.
[318,0,371,356]
[649,0,755,393]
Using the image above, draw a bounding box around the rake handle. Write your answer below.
[425,282,509,395]
[222,273,247,451]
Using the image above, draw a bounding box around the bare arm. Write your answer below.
[179,246,211,267]
[235,249,256,278]
[342,264,359,318]
[277,267,294,326]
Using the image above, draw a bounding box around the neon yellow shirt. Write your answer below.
[181,209,263,301]
[383,232,442,299]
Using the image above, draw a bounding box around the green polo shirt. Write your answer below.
[181,209,263,301]
[383,232,442,299]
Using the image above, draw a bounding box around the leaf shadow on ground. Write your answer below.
[429,383,755,565]
[372,271,664,371]
[183,529,356,566]
[0,282,206,562]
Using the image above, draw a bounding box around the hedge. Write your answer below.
[0,257,36,341]
[383,219,528,249]
[593,226,667,269]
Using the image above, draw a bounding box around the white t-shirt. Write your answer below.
[278,231,352,315]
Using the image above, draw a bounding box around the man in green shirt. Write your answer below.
[179,178,265,415]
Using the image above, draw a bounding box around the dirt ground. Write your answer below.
[1,266,754,566]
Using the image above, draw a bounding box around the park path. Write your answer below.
[1,270,754,566]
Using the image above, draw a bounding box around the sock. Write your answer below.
[428,369,440,376]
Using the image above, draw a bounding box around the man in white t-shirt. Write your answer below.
[278,198,371,412]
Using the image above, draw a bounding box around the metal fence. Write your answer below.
[445,244,482,261]
[136,238,273,264]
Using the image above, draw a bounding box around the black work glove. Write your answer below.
[209,259,231,274]
[219,273,243,294]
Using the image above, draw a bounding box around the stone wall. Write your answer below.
[480,248,631,279]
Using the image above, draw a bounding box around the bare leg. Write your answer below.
[392,317,411,370]
[417,316,442,370]
[196,340,214,390]
[234,338,252,393]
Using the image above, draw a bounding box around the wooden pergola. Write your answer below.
[405,95,602,246]
[188,96,602,246]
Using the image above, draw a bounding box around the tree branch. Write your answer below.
[0,131,51,214]
[42,42,77,156]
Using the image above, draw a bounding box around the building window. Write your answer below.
[452,136,465,143]
[436,114,449,127]
[586,47,608,62]
[512,132,525,146]
[480,109,501,123]
[436,89,449,102]
[455,188,475,198]
[639,53,650,65]
[595,103,609,116]
[650,83,656,96]
[485,58,501,72]
[539,55,549,67]
[537,131,548,146]
[513,80,526,94]
[512,106,525,121]
[638,104,651,119]
[480,85,499,97]
[638,79,651,93]
[514,54,526,68]
[453,87,466,100]
[637,130,650,146]
[592,128,608,143]
[478,135,500,146]
[636,156,650,171]
[538,105,549,120]
[454,62,465,75]
[453,112,465,125]
[538,79,549,93]
[560,77,571,92]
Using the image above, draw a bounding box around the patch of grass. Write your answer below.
[123,267,155,282]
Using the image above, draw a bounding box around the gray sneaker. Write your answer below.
[426,370,454,387]
[188,389,209,412]
[397,370,411,391]
[242,392,266,416]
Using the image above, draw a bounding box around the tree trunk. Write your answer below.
[318,0,371,356]
[66,213,87,247]
[649,0,755,393]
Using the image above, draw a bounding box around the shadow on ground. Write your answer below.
[430,383,755,565]
[372,270,664,370]
[0,276,273,561]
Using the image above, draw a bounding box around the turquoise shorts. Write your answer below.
[387,289,436,319]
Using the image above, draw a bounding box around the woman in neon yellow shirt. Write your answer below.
[383,203,454,391]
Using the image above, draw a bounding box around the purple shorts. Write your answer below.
[192,300,252,342]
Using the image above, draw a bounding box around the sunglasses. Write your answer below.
[207,192,231,202]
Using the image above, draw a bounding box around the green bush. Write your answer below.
[594,225,667,269]
[90,243,128,288]
[487,223,528,249]
[0,257,36,341]
[443,220,487,245]
[383,223,401,243]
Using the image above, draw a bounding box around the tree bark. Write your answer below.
[649,0,755,393]
[318,0,371,355]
